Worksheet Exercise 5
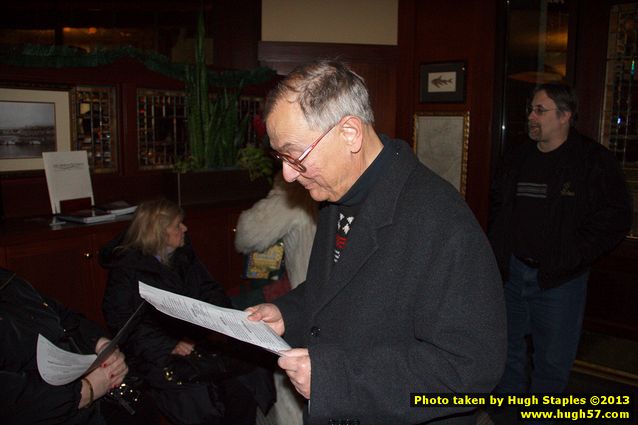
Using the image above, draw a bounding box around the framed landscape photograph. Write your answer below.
[0,87,71,172]
[419,61,466,103]
[413,111,470,197]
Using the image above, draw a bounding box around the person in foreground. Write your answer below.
[0,267,128,425]
[488,83,632,398]
[246,59,507,425]
[101,199,273,425]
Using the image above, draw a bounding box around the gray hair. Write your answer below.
[264,59,374,131]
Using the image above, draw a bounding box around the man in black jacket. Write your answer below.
[488,83,632,396]
[247,60,506,425]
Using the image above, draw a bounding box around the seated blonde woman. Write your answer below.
[101,199,273,425]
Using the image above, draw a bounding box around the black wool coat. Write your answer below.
[274,137,507,425]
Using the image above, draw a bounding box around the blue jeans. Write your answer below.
[496,255,588,394]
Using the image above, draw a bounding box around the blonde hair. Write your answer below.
[120,198,183,263]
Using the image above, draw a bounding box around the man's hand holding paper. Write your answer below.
[138,281,291,355]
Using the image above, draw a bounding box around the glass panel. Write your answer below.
[136,89,264,171]
[70,86,117,173]
[501,0,571,150]
[600,3,638,237]
[137,89,188,170]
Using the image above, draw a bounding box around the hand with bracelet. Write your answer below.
[79,337,129,409]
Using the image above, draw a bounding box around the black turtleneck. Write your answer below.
[332,135,394,263]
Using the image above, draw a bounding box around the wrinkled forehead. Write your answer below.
[266,99,310,151]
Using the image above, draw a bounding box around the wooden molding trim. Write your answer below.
[258,41,399,74]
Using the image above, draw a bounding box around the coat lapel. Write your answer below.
[308,139,418,315]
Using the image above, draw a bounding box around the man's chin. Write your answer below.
[307,187,330,202]
[528,130,540,141]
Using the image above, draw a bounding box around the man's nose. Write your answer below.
[282,162,300,182]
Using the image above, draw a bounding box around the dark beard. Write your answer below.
[527,122,541,141]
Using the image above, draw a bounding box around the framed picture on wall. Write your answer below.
[0,87,71,173]
[413,111,470,197]
[419,61,466,103]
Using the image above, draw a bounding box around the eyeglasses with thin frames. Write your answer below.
[526,105,558,116]
[270,121,339,173]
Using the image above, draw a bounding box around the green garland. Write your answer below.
[0,44,276,89]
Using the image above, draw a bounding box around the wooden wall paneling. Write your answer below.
[0,176,51,219]
[572,0,613,140]
[4,235,99,323]
[400,0,497,228]
[258,41,399,137]
[211,0,261,70]
[464,0,497,228]
[395,0,417,143]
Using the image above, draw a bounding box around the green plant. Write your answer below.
[183,12,249,170]
[237,144,274,182]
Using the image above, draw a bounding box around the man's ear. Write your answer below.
[559,110,572,126]
[341,116,363,153]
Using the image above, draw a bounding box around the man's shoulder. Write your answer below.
[568,130,618,163]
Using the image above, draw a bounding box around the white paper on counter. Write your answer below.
[42,150,94,214]
[36,334,96,386]
[138,281,291,355]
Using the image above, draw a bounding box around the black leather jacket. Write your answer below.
[488,129,632,288]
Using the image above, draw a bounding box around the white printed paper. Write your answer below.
[42,150,94,214]
[139,281,291,355]
[36,334,96,386]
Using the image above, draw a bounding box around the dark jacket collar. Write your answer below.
[309,136,419,315]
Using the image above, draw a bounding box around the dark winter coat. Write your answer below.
[488,129,632,288]
[274,137,507,425]
[100,235,273,424]
[100,235,231,375]
[0,267,106,425]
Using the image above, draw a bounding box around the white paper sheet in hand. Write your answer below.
[138,281,291,355]
[36,334,96,385]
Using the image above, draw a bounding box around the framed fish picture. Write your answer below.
[419,61,466,103]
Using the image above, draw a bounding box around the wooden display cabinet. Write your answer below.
[0,219,130,327]
[0,200,256,328]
